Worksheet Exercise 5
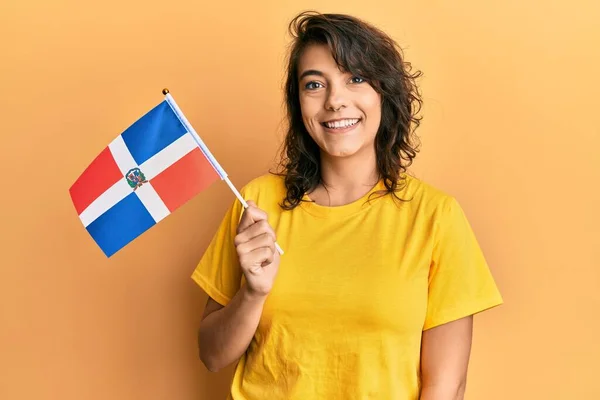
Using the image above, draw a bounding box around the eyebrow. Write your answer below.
[298,69,324,80]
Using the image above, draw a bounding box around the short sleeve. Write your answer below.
[423,196,503,330]
[191,194,246,306]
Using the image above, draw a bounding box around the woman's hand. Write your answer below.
[234,200,281,297]
[198,202,279,372]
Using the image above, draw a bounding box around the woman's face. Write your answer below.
[297,44,382,160]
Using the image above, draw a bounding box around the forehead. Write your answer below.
[298,44,344,76]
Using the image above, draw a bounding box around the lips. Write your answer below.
[321,118,361,129]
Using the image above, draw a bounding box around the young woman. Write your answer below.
[192,11,503,400]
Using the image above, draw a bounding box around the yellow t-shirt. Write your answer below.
[192,173,503,400]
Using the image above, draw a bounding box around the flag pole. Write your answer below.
[162,88,283,255]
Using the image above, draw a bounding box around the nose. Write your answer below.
[324,84,348,112]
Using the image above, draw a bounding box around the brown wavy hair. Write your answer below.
[275,11,423,209]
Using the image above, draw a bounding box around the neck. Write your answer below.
[311,150,380,207]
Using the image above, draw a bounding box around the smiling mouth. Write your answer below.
[321,118,361,129]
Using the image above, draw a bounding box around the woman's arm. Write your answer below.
[198,290,267,372]
[197,200,281,372]
[420,315,473,400]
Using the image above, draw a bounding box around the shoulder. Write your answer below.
[392,173,471,235]
[241,172,286,197]
[400,174,477,240]
[399,173,457,212]
[240,172,287,214]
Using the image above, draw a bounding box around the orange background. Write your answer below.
[2,0,599,399]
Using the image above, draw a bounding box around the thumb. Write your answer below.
[237,200,262,233]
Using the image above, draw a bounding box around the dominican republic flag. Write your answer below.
[69,93,226,257]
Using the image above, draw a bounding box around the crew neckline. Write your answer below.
[300,179,387,218]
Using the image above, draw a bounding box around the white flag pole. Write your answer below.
[162,88,284,255]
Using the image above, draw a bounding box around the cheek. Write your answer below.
[363,94,382,132]
[299,97,322,132]
[303,118,320,137]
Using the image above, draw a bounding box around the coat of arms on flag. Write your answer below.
[69,89,229,257]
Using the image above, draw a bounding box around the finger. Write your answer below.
[261,249,275,267]
[234,220,276,247]
[236,232,276,257]
[237,200,268,233]
[240,247,275,273]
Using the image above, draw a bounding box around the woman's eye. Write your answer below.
[305,81,323,90]
[350,76,365,84]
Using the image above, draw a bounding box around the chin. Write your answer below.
[321,146,362,159]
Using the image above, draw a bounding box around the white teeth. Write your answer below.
[325,119,359,129]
